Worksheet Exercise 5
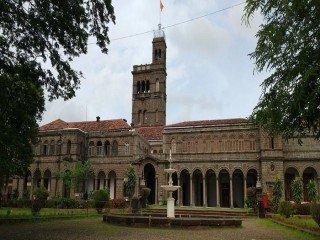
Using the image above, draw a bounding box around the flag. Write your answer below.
[160,1,164,11]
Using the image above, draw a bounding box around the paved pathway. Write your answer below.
[0,218,311,240]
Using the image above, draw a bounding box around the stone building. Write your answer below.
[9,28,320,207]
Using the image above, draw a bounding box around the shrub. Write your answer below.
[109,198,126,209]
[31,186,49,215]
[291,177,303,204]
[310,202,320,227]
[270,178,282,211]
[140,187,151,208]
[294,203,310,215]
[91,189,109,213]
[23,189,30,200]
[307,180,318,202]
[278,201,294,218]
[245,187,257,209]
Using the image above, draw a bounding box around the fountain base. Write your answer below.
[167,197,175,218]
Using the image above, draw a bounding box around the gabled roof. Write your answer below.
[165,118,250,128]
[135,126,164,141]
[39,118,131,132]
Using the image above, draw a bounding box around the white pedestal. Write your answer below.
[167,196,175,218]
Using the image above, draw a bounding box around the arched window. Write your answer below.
[112,140,118,156]
[171,139,176,153]
[97,141,103,156]
[105,140,111,156]
[155,78,160,92]
[57,140,62,155]
[88,141,94,156]
[146,80,150,92]
[141,81,146,93]
[154,49,158,60]
[269,136,275,149]
[50,140,55,155]
[42,140,48,155]
[143,110,147,124]
[138,110,142,124]
[137,81,140,93]
[67,140,71,155]
[125,143,130,155]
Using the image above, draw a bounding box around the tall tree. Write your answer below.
[0,1,115,190]
[243,1,320,140]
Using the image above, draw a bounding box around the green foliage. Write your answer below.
[243,1,320,140]
[291,177,303,204]
[278,201,294,218]
[245,187,257,208]
[124,164,136,199]
[270,178,282,211]
[58,161,94,194]
[310,202,320,227]
[307,180,318,202]
[23,189,30,200]
[91,189,109,213]
[31,186,49,215]
[0,0,115,191]
[140,187,151,208]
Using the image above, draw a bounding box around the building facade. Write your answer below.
[9,29,320,208]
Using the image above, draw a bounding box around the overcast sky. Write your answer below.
[41,0,268,126]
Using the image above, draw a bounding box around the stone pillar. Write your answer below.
[177,177,181,206]
[50,177,57,198]
[40,177,44,186]
[18,178,24,198]
[155,177,158,204]
[244,177,247,207]
[216,177,220,207]
[203,177,206,207]
[190,177,193,206]
[230,178,234,208]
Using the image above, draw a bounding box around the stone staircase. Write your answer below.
[142,207,256,219]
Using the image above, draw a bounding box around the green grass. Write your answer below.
[0,207,99,218]
[271,214,319,232]
[259,218,319,240]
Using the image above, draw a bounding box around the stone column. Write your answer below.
[155,177,158,204]
[190,177,193,206]
[40,177,44,186]
[317,178,320,198]
[177,177,181,206]
[230,178,234,208]
[203,177,206,207]
[216,177,220,207]
[244,177,247,207]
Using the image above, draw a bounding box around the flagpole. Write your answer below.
[159,0,161,26]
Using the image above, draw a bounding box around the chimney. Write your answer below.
[96,116,100,122]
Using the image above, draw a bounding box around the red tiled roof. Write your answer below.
[136,126,164,140]
[165,118,250,128]
[39,118,131,132]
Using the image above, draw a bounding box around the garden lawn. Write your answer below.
[0,207,98,218]
[0,217,318,240]
[270,214,320,232]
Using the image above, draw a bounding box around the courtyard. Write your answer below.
[0,217,317,240]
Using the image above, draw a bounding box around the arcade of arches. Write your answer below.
[177,168,256,208]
